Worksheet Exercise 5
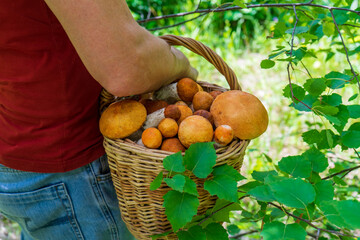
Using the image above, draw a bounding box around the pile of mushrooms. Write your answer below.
[99,78,269,153]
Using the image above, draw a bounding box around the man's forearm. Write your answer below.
[44,0,196,97]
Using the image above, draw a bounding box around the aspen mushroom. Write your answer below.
[197,84,204,92]
[193,110,214,125]
[214,125,234,146]
[142,99,168,114]
[210,90,269,140]
[178,115,214,148]
[174,101,188,106]
[158,118,179,138]
[99,100,147,139]
[209,90,223,99]
[164,105,181,121]
[161,138,186,153]
[192,91,214,111]
[153,78,199,103]
[143,104,182,129]
[177,105,193,124]
[142,127,162,149]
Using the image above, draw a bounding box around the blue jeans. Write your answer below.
[0,155,136,240]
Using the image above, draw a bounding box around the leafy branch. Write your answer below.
[269,202,359,238]
[137,1,360,25]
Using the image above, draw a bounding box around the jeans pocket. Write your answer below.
[0,183,84,240]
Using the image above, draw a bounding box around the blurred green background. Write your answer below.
[1,0,359,239]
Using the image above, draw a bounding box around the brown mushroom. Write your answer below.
[99,100,147,139]
[158,118,179,138]
[174,101,188,106]
[153,78,199,103]
[178,115,214,148]
[193,110,214,125]
[161,138,186,153]
[209,90,223,99]
[192,91,214,111]
[164,105,181,121]
[143,100,169,114]
[214,125,234,146]
[210,90,269,140]
[176,105,193,124]
[142,128,162,149]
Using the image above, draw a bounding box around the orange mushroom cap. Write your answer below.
[99,100,146,139]
[210,90,268,140]
[142,128,163,149]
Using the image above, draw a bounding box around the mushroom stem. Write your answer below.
[153,83,180,103]
[143,108,166,129]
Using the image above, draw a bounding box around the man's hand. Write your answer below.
[44,0,197,97]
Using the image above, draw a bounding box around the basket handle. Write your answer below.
[160,34,241,91]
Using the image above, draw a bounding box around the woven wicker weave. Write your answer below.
[100,35,250,240]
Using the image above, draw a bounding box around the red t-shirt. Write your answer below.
[0,1,105,172]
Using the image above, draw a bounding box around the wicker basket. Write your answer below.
[100,35,250,240]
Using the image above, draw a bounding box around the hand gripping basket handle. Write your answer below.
[160,34,242,91]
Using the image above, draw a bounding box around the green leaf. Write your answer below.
[238,181,263,192]
[314,180,334,205]
[293,94,317,112]
[163,151,185,173]
[233,0,247,8]
[227,224,240,235]
[347,105,360,119]
[302,147,328,173]
[327,105,350,133]
[341,131,360,148]
[325,71,352,89]
[285,26,309,35]
[213,164,244,181]
[164,174,186,192]
[273,22,287,38]
[322,22,335,36]
[208,199,242,223]
[163,191,199,231]
[283,84,306,102]
[278,155,312,178]
[348,93,358,101]
[322,93,342,106]
[251,170,278,182]
[151,231,171,240]
[333,10,349,25]
[320,200,360,230]
[261,222,307,240]
[304,78,327,96]
[260,59,275,69]
[312,103,339,116]
[204,223,229,240]
[269,178,316,209]
[204,175,238,202]
[150,172,163,191]
[302,129,338,149]
[248,184,275,202]
[184,142,217,178]
[177,225,206,240]
[349,122,360,131]
[183,176,199,196]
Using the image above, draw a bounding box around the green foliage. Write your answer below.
[151,142,246,238]
[140,0,360,239]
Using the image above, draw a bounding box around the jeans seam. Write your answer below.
[88,163,119,240]
[55,184,85,240]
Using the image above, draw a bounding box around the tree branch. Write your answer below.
[229,230,258,239]
[329,9,360,92]
[322,165,360,180]
[269,202,359,238]
[137,2,360,24]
